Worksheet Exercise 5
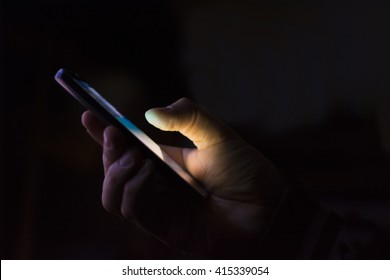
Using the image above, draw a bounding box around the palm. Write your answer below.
[154,139,283,256]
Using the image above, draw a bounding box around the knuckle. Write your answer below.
[104,165,120,187]
[178,97,192,105]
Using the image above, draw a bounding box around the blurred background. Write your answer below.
[1,0,390,259]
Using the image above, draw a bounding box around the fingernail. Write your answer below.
[120,152,133,167]
[145,109,165,129]
[145,109,158,122]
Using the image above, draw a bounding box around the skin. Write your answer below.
[81,98,284,258]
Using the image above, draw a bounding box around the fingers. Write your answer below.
[102,152,154,219]
[145,98,237,150]
[81,111,105,145]
[82,112,156,221]
[101,130,156,220]
[120,159,155,220]
[102,126,128,174]
[81,111,129,174]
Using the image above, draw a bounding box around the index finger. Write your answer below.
[81,111,105,145]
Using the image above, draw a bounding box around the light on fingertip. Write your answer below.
[145,109,164,129]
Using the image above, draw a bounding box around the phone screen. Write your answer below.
[55,69,206,197]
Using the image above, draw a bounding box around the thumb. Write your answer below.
[145,98,236,149]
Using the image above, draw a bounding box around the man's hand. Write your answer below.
[82,98,284,258]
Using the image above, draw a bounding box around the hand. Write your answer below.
[82,98,284,258]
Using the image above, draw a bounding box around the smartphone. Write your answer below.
[55,68,207,198]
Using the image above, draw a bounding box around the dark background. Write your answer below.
[1,0,390,259]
